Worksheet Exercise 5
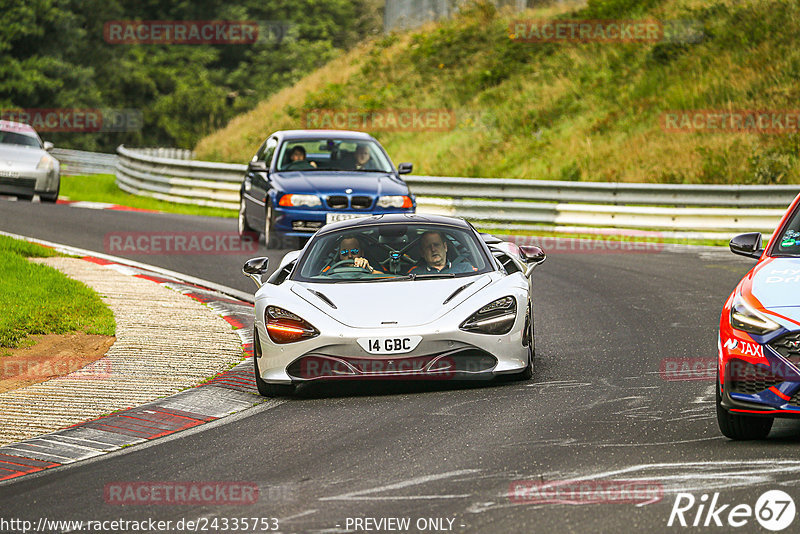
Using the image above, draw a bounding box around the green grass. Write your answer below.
[60,174,236,218]
[196,0,800,185]
[0,236,116,348]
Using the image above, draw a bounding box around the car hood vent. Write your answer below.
[291,275,491,327]
[308,289,337,309]
[443,281,475,305]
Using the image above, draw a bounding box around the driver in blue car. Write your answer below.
[287,145,317,169]
[322,236,383,274]
[407,231,476,274]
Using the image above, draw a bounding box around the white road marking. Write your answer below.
[280,509,318,522]
[319,469,479,501]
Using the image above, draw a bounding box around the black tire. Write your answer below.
[716,373,773,440]
[252,327,295,397]
[238,197,257,237]
[16,193,33,201]
[40,179,60,203]
[264,202,282,250]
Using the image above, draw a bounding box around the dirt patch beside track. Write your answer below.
[0,334,115,393]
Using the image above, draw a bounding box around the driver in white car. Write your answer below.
[322,236,382,274]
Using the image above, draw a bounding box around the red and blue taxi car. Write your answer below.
[718,192,800,439]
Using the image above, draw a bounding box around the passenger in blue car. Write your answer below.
[339,143,380,171]
[407,231,476,274]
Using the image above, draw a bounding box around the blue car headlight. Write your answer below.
[377,195,413,208]
[279,194,321,207]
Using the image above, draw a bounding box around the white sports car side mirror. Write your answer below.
[243,257,269,288]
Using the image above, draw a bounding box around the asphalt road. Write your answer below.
[2,198,800,533]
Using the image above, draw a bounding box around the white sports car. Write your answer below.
[243,214,545,396]
[0,120,60,202]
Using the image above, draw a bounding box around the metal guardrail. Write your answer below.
[115,145,242,210]
[51,148,118,176]
[403,176,800,208]
[111,145,800,237]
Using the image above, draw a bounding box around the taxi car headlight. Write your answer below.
[278,194,321,207]
[36,155,55,172]
[377,195,413,208]
[265,306,319,344]
[730,295,780,335]
[460,296,516,335]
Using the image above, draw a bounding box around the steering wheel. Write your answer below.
[326,259,371,272]
[285,160,314,170]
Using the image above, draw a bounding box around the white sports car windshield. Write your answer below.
[0,130,41,148]
[293,223,493,283]
[276,138,393,173]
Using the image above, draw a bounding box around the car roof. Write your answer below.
[0,120,37,136]
[317,213,473,236]
[275,130,376,141]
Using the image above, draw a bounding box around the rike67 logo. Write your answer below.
[668,490,795,531]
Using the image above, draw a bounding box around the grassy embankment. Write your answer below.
[0,236,115,350]
[195,0,800,185]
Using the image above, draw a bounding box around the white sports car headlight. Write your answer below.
[265,306,319,344]
[460,296,516,335]
[36,155,55,172]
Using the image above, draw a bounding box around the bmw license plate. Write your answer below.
[326,212,369,224]
[357,336,422,355]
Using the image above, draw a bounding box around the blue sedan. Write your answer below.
[238,130,415,249]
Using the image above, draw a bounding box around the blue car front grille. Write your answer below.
[325,195,374,210]
[351,196,372,209]
[326,195,348,209]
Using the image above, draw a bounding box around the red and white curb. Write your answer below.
[55,199,159,212]
[0,235,266,484]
